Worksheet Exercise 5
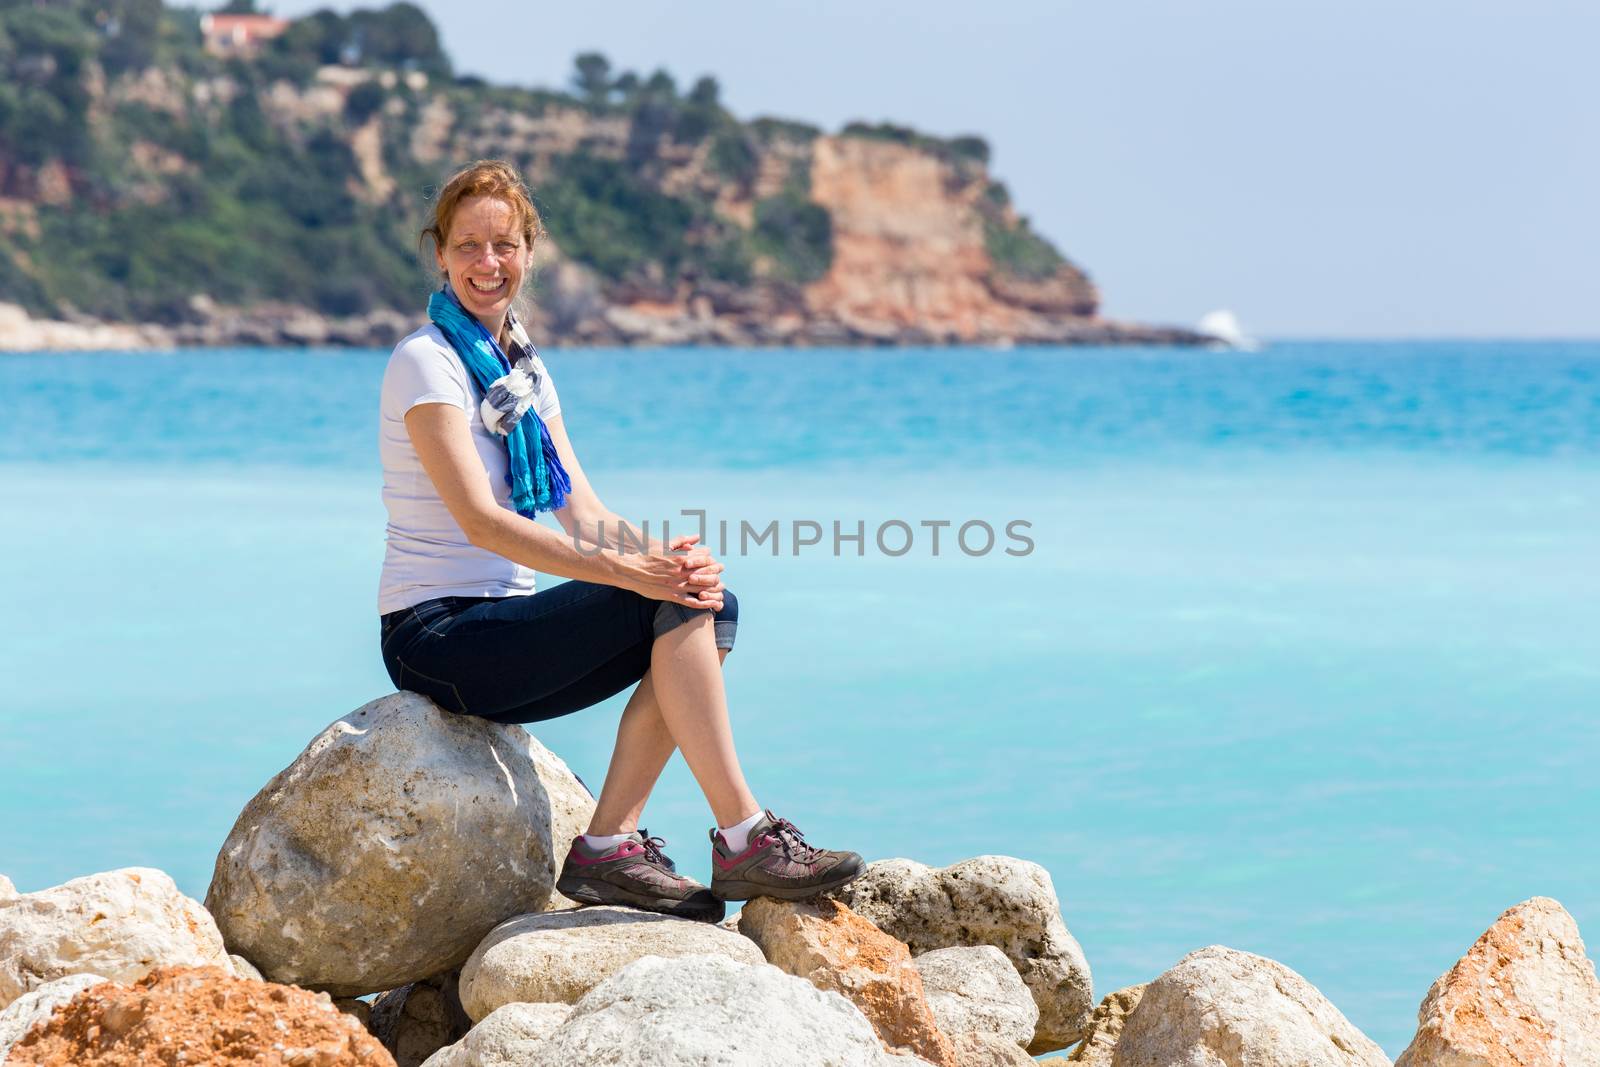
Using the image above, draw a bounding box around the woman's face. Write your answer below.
[435,194,531,331]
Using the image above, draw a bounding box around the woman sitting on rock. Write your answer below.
[377,160,862,923]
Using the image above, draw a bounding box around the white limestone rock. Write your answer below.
[0,876,15,901]
[830,855,1091,1053]
[1109,945,1389,1067]
[914,944,1038,1048]
[0,973,108,1063]
[205,691,584,995]
[530,953,920,1065]
[947,1031,1038,1065]
[0,868,230,1010]
[419,1002,572,1067]
[228,955,264,982]
[458,905,764,1022]
[1395,896,1600,1067]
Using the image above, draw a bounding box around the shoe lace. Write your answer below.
[638,831,675,871]
[766,815,823,863]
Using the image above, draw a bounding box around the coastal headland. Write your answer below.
[0,2,1205,350]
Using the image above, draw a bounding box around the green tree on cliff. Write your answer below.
[572,51,612,104]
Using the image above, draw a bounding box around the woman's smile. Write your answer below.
[436,193,531,341]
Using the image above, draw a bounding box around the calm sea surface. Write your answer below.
[3,340,1598,1055]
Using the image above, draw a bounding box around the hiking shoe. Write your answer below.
[708,811,864,901]
[556,830,725,922]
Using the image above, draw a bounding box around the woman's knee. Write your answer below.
[648,586,738,651]
[712,587,737,651]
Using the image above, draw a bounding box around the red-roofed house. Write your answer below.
[199,13,290,58]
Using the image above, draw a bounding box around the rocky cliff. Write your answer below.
[0,2,1200,349]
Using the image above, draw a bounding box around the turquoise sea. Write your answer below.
[3,340,1598,1056]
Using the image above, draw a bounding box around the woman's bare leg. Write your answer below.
[587,622,757,834]
[586,668,691,835]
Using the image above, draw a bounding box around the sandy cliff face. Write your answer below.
[804,136,1099,343]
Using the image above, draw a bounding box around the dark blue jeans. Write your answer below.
[379,581,737,724]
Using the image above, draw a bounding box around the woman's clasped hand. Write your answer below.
[621,533,724,611]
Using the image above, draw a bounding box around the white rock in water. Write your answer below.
[1110,945,1389,1067]
[0,868,230,1009]
[1395,896,1600,1067]
[459,906,764,1022]
[531,953,918,1066]
[914,944,1038,1048]
[420,1002,572,1067]
[205,692,585,995]
[830,855,1092,1053]
[0,973,108,1062]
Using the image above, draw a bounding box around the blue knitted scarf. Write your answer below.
[427,285,571,517]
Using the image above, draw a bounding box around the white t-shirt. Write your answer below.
[377,323,561,614]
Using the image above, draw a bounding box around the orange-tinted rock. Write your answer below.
[6,965,395,1067]
[738,896,955,1066]
[1395,897,1600,1067]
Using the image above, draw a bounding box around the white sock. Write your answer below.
[718,810,765,853]
[581,831,634,851]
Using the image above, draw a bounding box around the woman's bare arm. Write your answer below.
[403,402,720,608]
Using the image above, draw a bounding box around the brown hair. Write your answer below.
[421,159,543,269]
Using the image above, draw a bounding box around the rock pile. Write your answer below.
[5,693,1598,1066]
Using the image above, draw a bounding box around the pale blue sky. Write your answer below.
[268,0,1598,338]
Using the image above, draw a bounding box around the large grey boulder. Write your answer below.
[458,906,764,1022]
[1395,896,1600,1067]
[914,944,1038,1048]
[0,973,108,1062]
[530,953,920,1065]
[419,1002,573,1067]
[1109,945,1389,1067]
[830,856,1092,1053]
[205,692,589,995]
[0,868,232,1009]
